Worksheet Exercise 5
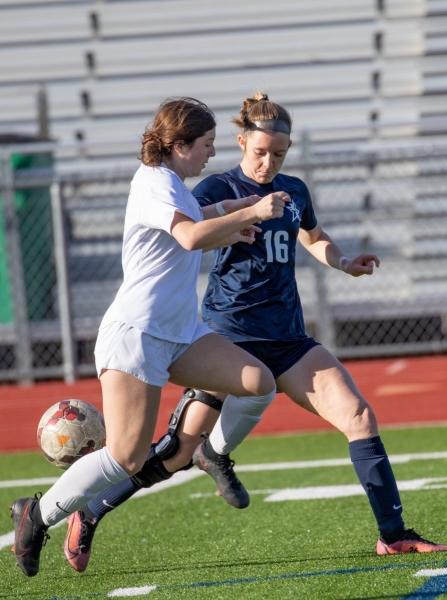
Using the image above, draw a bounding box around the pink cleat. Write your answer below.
[377,529,447,555]
[64,511,98,572]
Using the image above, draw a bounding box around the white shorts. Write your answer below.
[94,321,213,387]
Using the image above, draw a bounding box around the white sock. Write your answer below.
[39,447,128,526]
[208,389,276,454]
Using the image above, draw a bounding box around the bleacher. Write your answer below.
[1,0,446,169]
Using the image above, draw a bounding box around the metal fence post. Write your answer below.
[0,151,34,384]
[51,182,77,383]
[301,131,337,353]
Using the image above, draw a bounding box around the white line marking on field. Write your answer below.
[0,477,58,488]
[388,452,447,464]
[239,458,354,471]
[0,532,14,550]
[107,585,157,596]
[264,478,447,502]
[414,568,447,577]
[190,489,279,499]
[235,452,447,472]
[189,478,447,502]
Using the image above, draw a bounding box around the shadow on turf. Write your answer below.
[63,550,419,580]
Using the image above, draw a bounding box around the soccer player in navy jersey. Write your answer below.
[63,93,447,572]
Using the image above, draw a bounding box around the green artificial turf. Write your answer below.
[1,426,447,599]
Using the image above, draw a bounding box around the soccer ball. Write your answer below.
[37,399,106,470]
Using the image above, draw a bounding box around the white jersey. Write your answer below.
[100,163,203,343]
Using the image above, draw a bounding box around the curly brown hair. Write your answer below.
[140,97,216,167]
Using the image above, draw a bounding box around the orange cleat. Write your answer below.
[64,511,98,572]
[377,529,447,555]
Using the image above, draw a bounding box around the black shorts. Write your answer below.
[235,337,320,380]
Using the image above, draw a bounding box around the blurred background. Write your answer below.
[0,0,447,385]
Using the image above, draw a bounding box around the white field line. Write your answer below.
[236,451,447,472]
[107,586,157,597]
[2,450,447,552]
[414,568,447,577]
[264,478,447,502]
[190,478,447,501]
[190,489,279,499]
[0,477,58,488]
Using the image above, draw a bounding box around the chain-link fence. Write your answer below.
[1,138,446,383]
[295,139,447,359]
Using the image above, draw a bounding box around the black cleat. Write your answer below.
[192,436,249,509]
[10,494,50,577]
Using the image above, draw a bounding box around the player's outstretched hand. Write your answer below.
[341,253,380,277]
[253,192,290,222]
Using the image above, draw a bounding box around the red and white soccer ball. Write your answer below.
[37,399,106,470]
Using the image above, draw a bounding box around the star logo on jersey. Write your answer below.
[286,202,301,222]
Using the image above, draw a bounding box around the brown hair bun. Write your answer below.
[232,91,292,134]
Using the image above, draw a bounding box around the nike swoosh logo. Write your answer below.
[56,502,71,514]
[102,500,115,509]
[393,504,402,510]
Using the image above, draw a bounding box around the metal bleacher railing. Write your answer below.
[1,124,447,384]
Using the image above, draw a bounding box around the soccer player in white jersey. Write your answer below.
[10,97,292,577]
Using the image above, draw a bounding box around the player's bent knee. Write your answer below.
[247,367,275,396]
[259,378,276,396]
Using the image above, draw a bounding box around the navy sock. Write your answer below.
[349,436,405,534]
[85,477,142,522]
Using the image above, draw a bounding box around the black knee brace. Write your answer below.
[132,389,223,487]
[131,444,173,488]
[167,388,223,435]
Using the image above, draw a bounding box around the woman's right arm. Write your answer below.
[171,192,290,251]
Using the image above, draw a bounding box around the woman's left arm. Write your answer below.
[298,225,380,277]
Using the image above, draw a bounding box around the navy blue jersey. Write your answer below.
[193,165,317,342]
